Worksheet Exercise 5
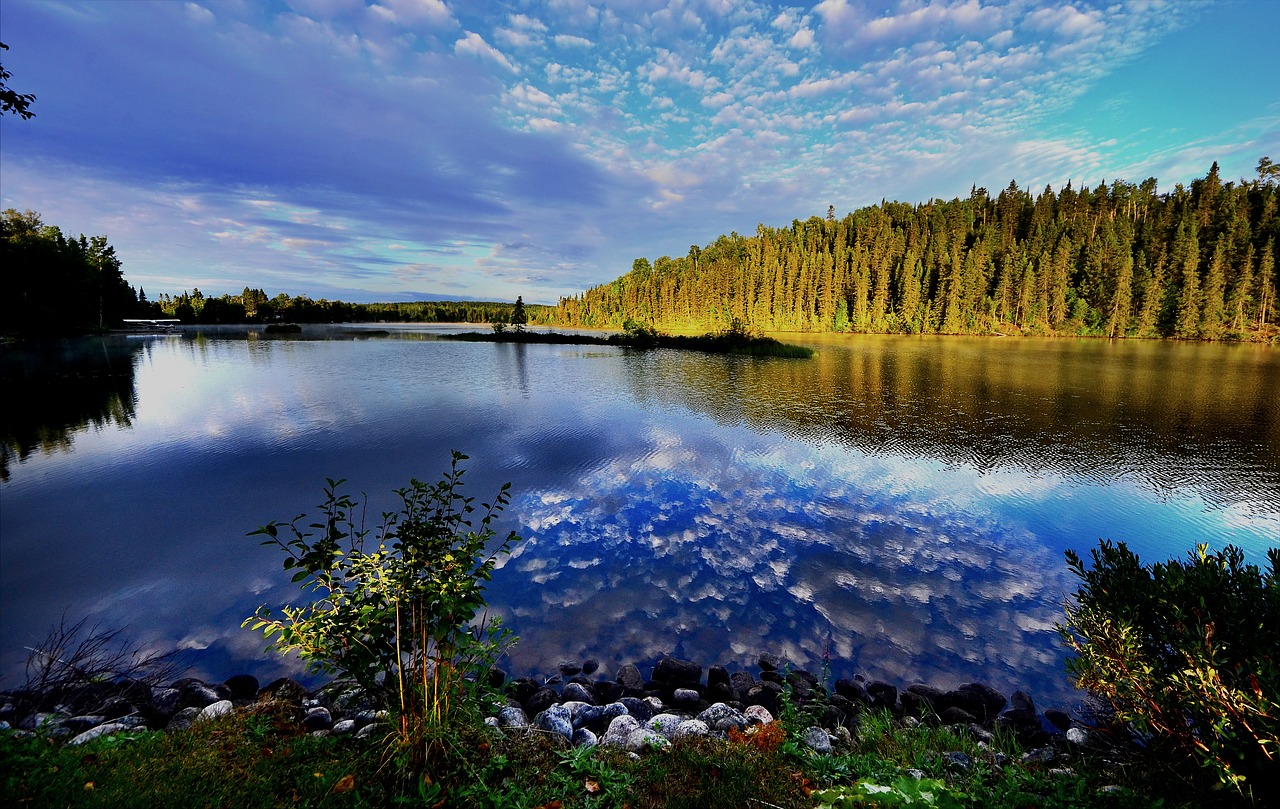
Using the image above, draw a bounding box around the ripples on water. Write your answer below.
[1,328,1276,709]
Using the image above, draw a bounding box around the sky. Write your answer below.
[1,0,1278,305]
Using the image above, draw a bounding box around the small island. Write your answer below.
[442,315,815,359]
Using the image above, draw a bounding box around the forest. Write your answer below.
[1,209,153,336]
[557,160,1279,340]
[148,291,555,328]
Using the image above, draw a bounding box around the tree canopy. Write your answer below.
[557,161,1279,341]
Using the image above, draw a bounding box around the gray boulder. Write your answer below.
[601,714,642,748]
[535,705,574,744]
[800,726,832,755]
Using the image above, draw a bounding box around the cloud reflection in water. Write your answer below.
[490,420,1076,704]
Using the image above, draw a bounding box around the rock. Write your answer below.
[697,703,744,726]
[535,705,574,744]
[942,751,972,772]
[498,706,530,730]
[582,659,600,676]
[197,700,234,722]
[729,671,756,697]
[901,684,945,716]
[151,688,182,720]
[257,678,308,706]
[332,719,357,735]
[649,713,684,739]
[939,706,977,726]
[592,680,624,706]
[707,682,736,704]
[352,709,384,727]
[60,715,107,733]
[571,727,597,748]
[68,722,131,746]
[801,726,832,755]
[178,682,224,710]
[759,670,785,685]
[670,688,702,710]
[354,722,388,739]
[954,683,1007,723]
[834,678,870,706]
[558,661,583,677]
[652,656,701,687]
[487,668,508,689]
[526,687,558,715]
[573,703,626,732]
[673,719,710,739]
[223,674,259,701]
[789,669,820,690]
[1066,727,1090,747]
[744,705,774,725]
[968,723,995,744]
[601,714,642,747]
[745,681,782,712]
[785,672,814,698]
[616,664,645,693]
[1021,746,1057,765]
[562,682,595,705]
[624,727,669,752]
[1009,690,1036,714]
[302,707,333,732]
[165,707,201,733]
[619,697,654,723]
[1044,709,1072,732]
[757,652,785,672]
[865,681,898,711]
[707,665,730,689]
[905,768,926,780]
[508,678,541,706]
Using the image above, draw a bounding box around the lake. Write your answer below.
[2,326,1277,709]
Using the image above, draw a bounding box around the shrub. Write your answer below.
[244,452,521,746]
[1059,540,1279,801]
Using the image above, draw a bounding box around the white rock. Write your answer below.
[68,722,130,746]
[197,700,233,722]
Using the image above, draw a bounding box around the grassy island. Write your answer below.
[441,321,815,359]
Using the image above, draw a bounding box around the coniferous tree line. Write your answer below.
[1,209,154,336]
[150,291,554,326]
[557,161,1279,340]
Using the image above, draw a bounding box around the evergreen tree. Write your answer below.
[511,295,528,332]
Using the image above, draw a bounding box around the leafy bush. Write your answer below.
[811,777,967,808]
[1059,540,1279,800]
[244,452,521,744]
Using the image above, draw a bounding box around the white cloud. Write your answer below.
[455,31,517,71]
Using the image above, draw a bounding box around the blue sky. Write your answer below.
[1,0,1277,304]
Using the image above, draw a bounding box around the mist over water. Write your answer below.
[2,326,1276,708]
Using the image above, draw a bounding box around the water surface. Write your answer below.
[2,327,1276,708]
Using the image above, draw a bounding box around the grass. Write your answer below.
[2,702,1226,809]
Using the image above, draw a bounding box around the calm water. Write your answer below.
[2,327,1277,708]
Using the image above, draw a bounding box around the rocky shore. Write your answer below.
[0,652,1087,768]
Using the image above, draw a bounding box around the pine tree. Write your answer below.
[1174,222,1201,339]
[1199,240,1227,338]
